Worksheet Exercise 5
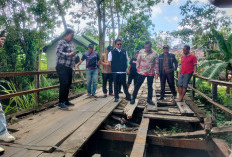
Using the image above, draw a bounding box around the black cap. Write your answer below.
[107,45,113,52]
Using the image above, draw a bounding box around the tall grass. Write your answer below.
[0,80,35,114]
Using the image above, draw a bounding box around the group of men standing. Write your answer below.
[56,28,197,110]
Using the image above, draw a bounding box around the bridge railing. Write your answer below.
[0,70,86,107]
[191,74,232,120]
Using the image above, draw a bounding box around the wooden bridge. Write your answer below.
[0,71,231,157]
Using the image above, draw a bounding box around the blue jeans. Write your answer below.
[86,69,98,95]
[0,103,7,135]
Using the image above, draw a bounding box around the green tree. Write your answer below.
[120,13,153,57]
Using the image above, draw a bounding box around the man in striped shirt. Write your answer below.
[56,28,77,110]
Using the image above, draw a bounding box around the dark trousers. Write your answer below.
[102,73,113,94]
[132,74,154,100]
[56,64,73,103]
[113,73,130,99]
[128,72,138,85]
[160,72,177,98]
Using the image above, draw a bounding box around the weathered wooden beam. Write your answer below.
[124,99,139,119]
[211,125,232,135]
[184,96,206,122]
[165,130,206,138]
[98,130,211,150]
[130,118,150,157]
[143,114,200,123]
[209,138,230,157]
[176,101,194,116]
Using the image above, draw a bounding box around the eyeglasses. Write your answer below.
[117,43,122,45]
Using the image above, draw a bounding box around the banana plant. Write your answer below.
[197,29,232,83]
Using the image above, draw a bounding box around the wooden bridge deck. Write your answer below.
[0,80,230,157]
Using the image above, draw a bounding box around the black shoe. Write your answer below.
[114,98,119,102]
[147,99,155,106]
[65,101,74,106]
[130,99,135,104]
[58,102,69,110]
[158,97,164,101]
[126,96,131,101]
[119,91,123,94]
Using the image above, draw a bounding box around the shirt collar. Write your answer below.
[116,48,121,52]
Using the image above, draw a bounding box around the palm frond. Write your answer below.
[198,59,222,71]
[205,53,224,60]
[201,64,217,78]
[209,62,228,79]
[212,29,230,61]
[196,65,217,85]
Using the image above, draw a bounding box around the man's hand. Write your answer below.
[0,37,5,47]
[193,72,197,76]
[69,52,76,57]
[155,74,159,79]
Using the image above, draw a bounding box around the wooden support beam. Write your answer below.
[98,130,211,151]
[211,125,232,135]
[130,118,150,157]
[165,130,206,138]
[143,114,200,123]
[184,96,206,122]
[209,138,230,157]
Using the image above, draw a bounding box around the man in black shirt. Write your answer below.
[127,51,139,89]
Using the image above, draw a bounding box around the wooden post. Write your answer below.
[212,84,217,125]
[192,75,196,98]
[34,74,39,108]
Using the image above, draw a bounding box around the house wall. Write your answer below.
[46,42,86,70]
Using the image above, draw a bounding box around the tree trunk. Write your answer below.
[116,6,121,38]
[110,0,115,44]
[226,68,230,94]
[96,0,104,55]
[56,0,67,29]
[102,1,106,53]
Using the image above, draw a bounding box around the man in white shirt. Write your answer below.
[108,39,131,102]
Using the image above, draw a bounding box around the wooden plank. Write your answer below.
[143,114,200,123]
[1,146,42,157]
[210,138,230,157]
[112,109,124,115]
[98,130,211,150]
[28,97,114,151]
[130,118,149,157]
[157,101,175,106]
[165,130,206,138]
[54,99,120,156]
[124,99,139,119]
[176,101,194,116]
[168,108,181,114]
[184,95,206,122]
[3,96,113,154]
[211,125,232,135]
[38,152,64,157]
